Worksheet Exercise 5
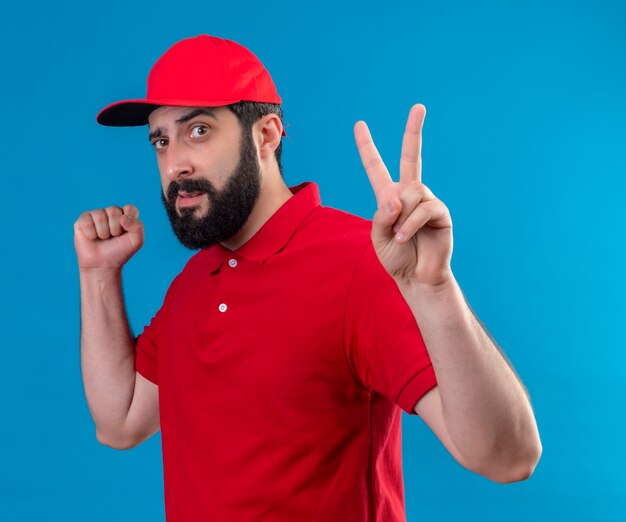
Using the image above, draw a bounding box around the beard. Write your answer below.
[161,127,261,250]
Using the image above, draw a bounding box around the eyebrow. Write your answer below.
[148,128,163,142]
[176,108,219,124]
[148,108,219,142]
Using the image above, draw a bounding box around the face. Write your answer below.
[148,106,261,249]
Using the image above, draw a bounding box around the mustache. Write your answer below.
[166,178,217,202]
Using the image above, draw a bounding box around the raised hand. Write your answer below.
[74,205,144,272]
[354,104,453,287]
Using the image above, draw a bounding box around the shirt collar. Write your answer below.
[203,181,321,272]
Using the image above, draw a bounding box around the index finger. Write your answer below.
[354,120,393,207]
[399,104,426,185]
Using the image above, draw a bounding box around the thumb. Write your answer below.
[372,197,401,246]
[120,213,144,252]
[122,203,139,220]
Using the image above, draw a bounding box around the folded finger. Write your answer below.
[90,209,111,240]
[74,212,98,241]
[395,199,449,242]
[394,182,436,234]
[105,206,124,236]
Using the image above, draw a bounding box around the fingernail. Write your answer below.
[395,232,405,242]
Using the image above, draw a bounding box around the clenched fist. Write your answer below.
[74,205,144,271]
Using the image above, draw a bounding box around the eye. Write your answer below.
[190,124,210,138]
[151,138,168,150]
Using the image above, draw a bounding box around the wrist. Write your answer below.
[395,270,457,300]
[396,271,476,334]
[79,266,123,284]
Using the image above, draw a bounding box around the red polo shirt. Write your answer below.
[135,181,437,521]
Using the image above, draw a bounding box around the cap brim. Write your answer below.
[96,98,241,126]
[96,98,287,136]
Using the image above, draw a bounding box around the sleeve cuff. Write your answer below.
[134,343,159,385]
[396,364,437,415]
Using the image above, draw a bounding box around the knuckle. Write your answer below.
[77,212,91,224]
[373,207,386,222]
[410,180,423,192]
[105,205,123,217]
[364,156,383,170]
[400,151,417,163]
[426,199,442,212]
[91,210,107,224]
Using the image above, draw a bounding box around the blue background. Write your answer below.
[1,0,624,520]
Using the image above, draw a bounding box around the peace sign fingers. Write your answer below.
[354,120,394,208]
[400,104,426,185]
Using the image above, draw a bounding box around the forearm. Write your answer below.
[79,269,136,446]
[397,274,541,478]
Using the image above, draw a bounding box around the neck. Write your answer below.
[221,178,293,251]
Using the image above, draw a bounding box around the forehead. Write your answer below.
[147,105,235,129]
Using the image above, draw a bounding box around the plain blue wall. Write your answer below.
[1,0,624,520]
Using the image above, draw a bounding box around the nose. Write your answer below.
[162,141,194,182]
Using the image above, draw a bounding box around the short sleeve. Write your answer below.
[134,276,180,385]
[343,241,437,415]
[134,306,164,385]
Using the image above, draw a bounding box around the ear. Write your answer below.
[255,114,283,161]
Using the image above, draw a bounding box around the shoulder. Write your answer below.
[306,208,397,288]
[298,205,373,250]
[163,249,204,280]
[280,204,383,276]
[162,249,210,296]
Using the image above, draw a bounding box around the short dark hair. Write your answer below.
[227,101,284,177]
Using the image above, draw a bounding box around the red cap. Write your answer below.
[96,35,283,127]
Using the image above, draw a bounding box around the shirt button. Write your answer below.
[218,303,228,313]
[228,258,238,268]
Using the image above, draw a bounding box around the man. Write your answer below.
[76,35,541,520]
